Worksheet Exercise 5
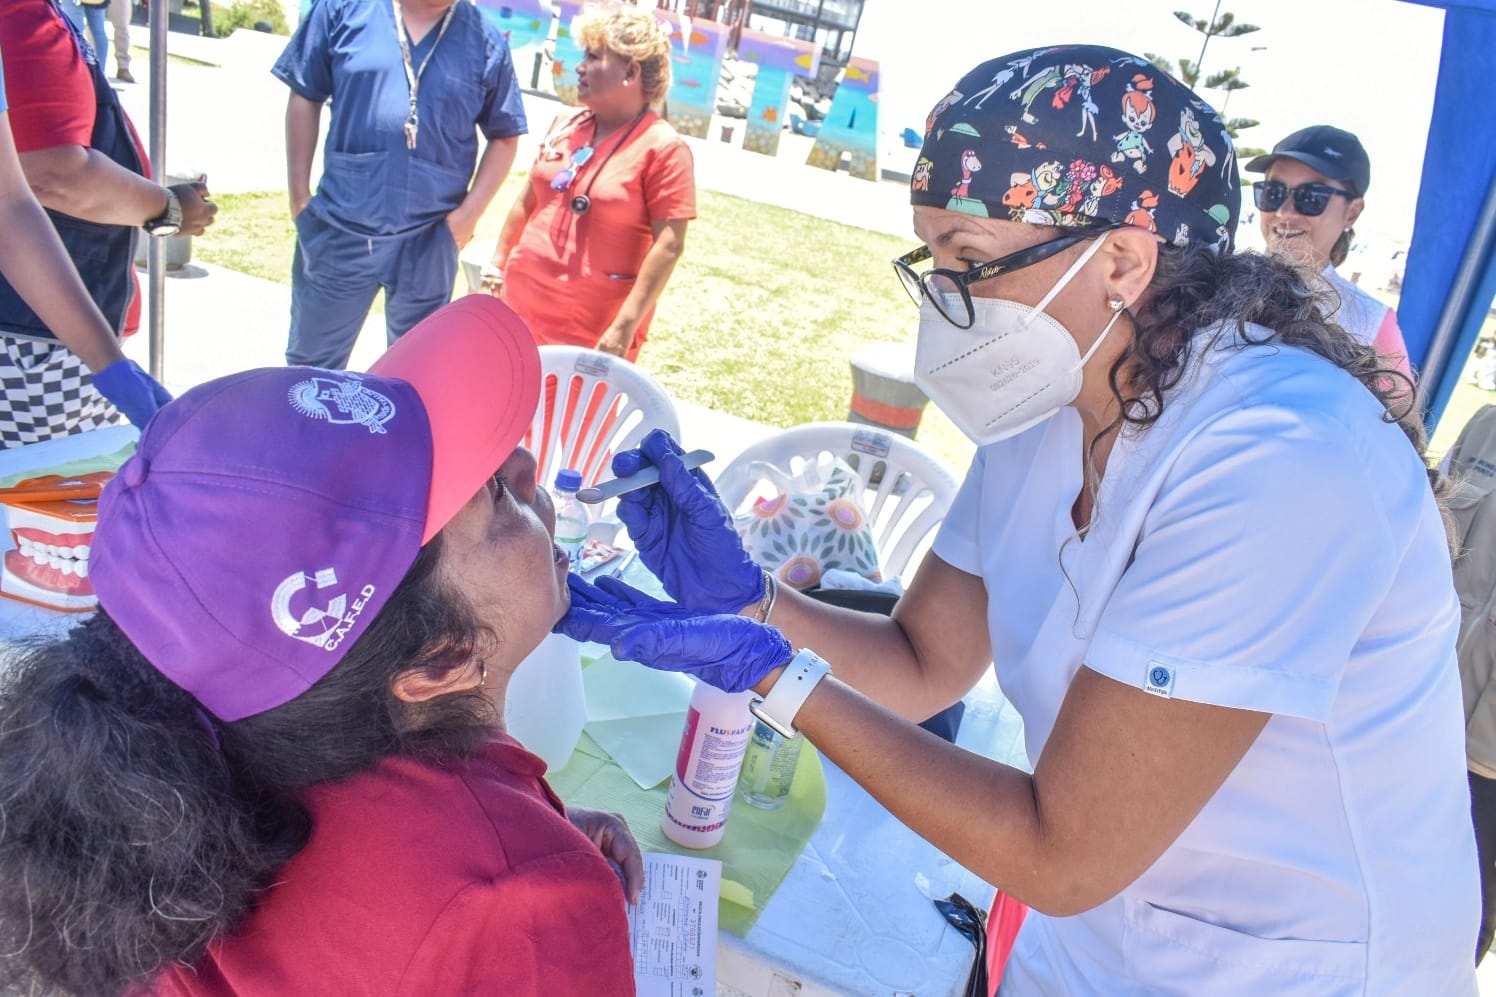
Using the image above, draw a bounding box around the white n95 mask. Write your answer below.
[913,232,1122,446]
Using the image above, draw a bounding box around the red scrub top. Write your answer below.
[501,108,695,360]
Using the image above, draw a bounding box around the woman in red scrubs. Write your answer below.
[483,2,695,361]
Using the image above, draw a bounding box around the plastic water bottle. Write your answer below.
[662,680,754,849]
[553,469,588,565]
[738,722,805,809]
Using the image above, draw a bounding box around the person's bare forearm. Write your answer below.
[285,94,323,216]
[0,189,123,372]
[454,136,519,232]
[754,554,996,723]
[17,145,171,227]
[607,221,686,335]
[491,184,536,268]
[780,658,1267,916]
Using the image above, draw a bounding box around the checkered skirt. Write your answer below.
[0,335,119,449]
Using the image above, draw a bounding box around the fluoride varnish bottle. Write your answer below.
[662,679,755,849]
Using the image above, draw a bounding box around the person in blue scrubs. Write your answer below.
[273,0,526,369]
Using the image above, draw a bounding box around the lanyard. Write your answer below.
[568,109,648,215]
[391,0,457,150]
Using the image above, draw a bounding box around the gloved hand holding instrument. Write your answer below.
[585,431,834,739]
[610,430,767,616]
[558,574,791,694]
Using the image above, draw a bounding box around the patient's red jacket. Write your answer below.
[148,735,635,995]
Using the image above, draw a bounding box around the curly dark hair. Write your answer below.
[1096,243,1425,473]
[0,535,496,997]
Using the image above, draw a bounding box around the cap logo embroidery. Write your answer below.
[271,567,377,652]
[1323,147,1343,158]
[288,374,396,435]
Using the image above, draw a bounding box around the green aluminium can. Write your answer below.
[738,720,805,809]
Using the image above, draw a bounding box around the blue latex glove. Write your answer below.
[92,359,172,429]
[558,574,791,693]
[612,430,764,614]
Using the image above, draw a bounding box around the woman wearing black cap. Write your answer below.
[564,45,1476,993]
[1247,125,1413,378]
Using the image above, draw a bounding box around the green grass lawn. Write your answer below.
[197,183,979,473]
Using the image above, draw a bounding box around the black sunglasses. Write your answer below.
[1252,180,1356,218]
[893,229,1105,330]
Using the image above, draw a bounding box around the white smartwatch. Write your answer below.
[749,648,831,738]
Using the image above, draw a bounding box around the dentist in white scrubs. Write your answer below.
[560,44,1478,995]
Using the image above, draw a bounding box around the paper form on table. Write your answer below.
[628,851,720,996]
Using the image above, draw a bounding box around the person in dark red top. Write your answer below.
[0,298,640,996]
[0,0,216,446]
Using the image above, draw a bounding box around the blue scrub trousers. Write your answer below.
[286,208,459,370]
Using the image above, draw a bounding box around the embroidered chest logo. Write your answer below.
[288,374,396,434]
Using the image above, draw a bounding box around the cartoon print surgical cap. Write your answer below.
[912,44,1239,252]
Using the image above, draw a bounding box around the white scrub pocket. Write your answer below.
[1122,899,1367,996]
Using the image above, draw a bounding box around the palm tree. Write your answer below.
[1145,1,1264,154]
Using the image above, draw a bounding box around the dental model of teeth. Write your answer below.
[1,472,109,611]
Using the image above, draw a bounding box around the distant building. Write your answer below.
[656,0,865,83]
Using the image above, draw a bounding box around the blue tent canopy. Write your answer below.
[1396,0,1496,429]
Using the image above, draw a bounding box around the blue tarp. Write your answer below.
[1395,0,1496,429]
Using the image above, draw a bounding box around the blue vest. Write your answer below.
[0,46,144,341]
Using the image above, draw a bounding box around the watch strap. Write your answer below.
[144,187,182,234]
[749,648,830,738]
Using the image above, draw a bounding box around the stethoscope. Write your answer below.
[557,109,648,216]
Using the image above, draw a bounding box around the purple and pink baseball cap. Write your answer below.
[89,296,541,721]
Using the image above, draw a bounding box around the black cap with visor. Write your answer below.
[1244,125,1371,196]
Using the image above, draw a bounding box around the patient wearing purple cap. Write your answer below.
[0,299,638,995]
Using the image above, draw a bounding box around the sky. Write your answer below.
[852,0,1446,249]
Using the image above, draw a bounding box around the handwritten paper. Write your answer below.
[629,851,719,996]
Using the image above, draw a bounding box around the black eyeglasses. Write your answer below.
[1252,180,1356,217]
[893,230,1101,329]
[550,144,595,192]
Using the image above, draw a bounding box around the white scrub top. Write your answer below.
[934,325,1478,995]
[1320,264,1393,348]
